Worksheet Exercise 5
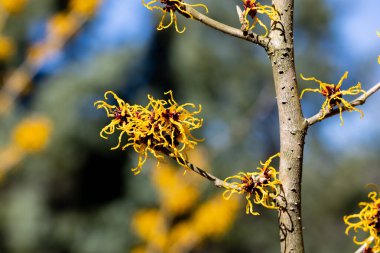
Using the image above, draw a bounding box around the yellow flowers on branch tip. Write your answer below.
[94,90,203,175]
[143,0,208,33]
[223,153,281,215]
[239,0,279,36]
[344,191,380,252]
[300,71,366,126]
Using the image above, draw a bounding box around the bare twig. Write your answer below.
[160,148,241,190]
[184,6,270,48]
[306,82,380,126]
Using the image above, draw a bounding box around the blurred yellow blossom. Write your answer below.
[94,90,203,175]
[166,221,200,253]
[0,0,27,14]
[240,0,279,36]
[69,0,101,16]
[223,153,281,215]
[143,0,208,33]
[153,164,200,216]
[300,71,366,125]
[132,194,239,253]
[48,13,79,40]
[131,209,167,251]
[12,116,52,153]
[0,36,15,60]
[191,194,239,238]
[344,190,380,252]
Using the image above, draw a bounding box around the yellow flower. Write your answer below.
[94,90,203,175]
[48,13,79,40]
[69,0,101,16]
[191,194,239,238]
[12,116,52,153]
[0,0,27,14]
[143,0,208,33]
[344,191,380,252]
[0,36,15,61]
[223,153,281,215]
[300,71,366,126]
[131,209,167,250]
[152,164,200,216]
[240,0,279,36]
[166,221,200,253]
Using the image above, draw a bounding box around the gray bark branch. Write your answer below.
[184,6,270,48]
[269,1,307,252]
[306,82,380,126]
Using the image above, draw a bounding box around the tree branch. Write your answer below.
[160,148,241,191]
[306,82,380,126]
[269,1,307,252]
[185,6,270,48]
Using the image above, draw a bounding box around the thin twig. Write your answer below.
[160,148,241,191]
[184,6,270,48]
[306,82,380,126]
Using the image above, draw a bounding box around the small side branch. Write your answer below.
[184,6,269,48]
[307,82,380,126]
[160,148,241,191]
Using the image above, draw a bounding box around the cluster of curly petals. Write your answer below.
[239,0,279,36]
[344,191,380,252]
[223,153,281,215]
[94,90,203,175]
[300,71,366,126]
[143,0,208,33]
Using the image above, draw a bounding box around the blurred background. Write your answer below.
[0,0,379,252]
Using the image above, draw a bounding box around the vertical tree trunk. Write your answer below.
[268,1,308,252]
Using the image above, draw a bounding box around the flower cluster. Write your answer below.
[94,90,203,175]
[300,71,366,125]
[344,191,380,252]
[143,0,208,33]
[131,195,238,253]
[223,153,281,215]
[239,0,279,36]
